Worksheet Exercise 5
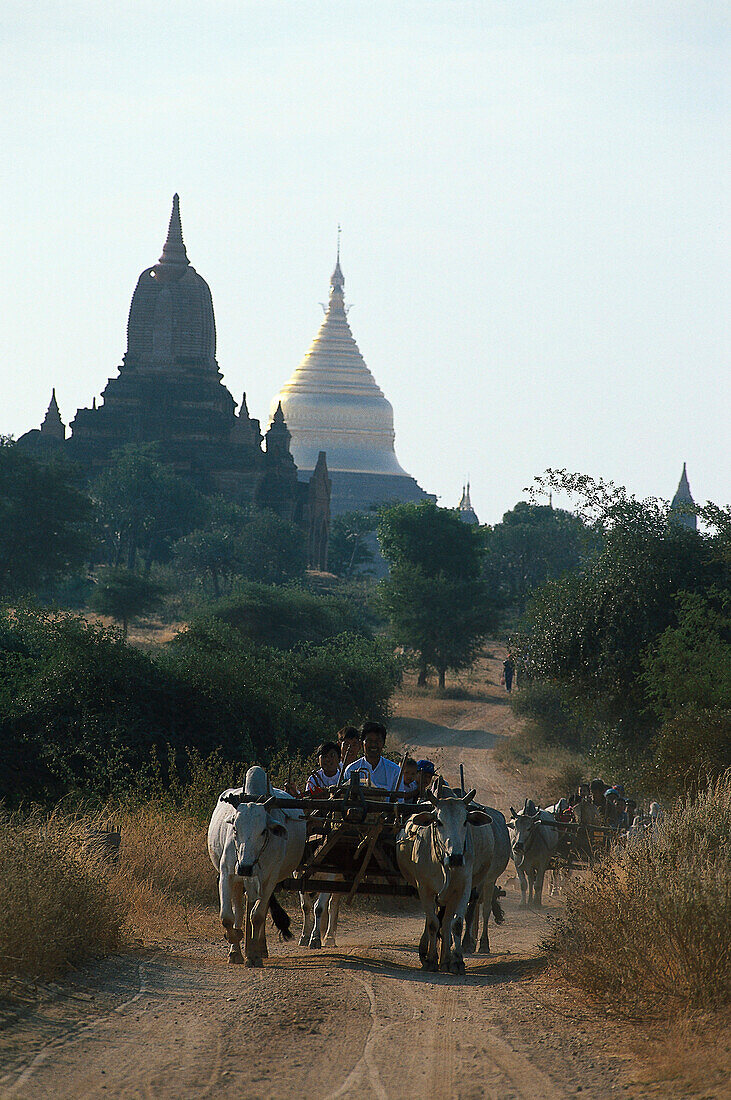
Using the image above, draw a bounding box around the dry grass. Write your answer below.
[113,802,215,942]
[0,800,217,986]
[0,812,124,981]
[547,771,731,1016]
[493,723,588,804]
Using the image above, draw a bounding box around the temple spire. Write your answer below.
[41,389,66,440]
[670,462,697,531]
[157,193,189,268]
[331,229,344,294]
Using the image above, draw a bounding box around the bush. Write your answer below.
[546,772,731,1014]
[0,812,123,979]
[205,582,369,650]
[650,707,731,797]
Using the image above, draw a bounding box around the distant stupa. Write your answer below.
[670,463,697,531]
[458,483,479,525]
[270,248,432,515]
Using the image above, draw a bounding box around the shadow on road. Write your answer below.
[268,949,545,988]
[391,716,506,752]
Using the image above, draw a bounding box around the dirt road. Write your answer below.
[0,655,688,1099]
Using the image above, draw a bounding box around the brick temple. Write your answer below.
[19,196,330,569]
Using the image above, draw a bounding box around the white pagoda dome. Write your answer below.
[270,250,431,514]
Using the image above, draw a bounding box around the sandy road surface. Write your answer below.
[0,655,680,1099]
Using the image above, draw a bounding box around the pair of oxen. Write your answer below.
[207,767,511,973]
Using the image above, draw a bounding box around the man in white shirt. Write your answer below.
[344,722,404,792]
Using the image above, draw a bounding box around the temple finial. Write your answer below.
[331,227,344,294]
[158,193,189,268]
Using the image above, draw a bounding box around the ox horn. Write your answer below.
[424,789,439,805]
[461,788,477,805]
[510,806,517,819]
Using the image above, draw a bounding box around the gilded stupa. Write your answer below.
[271,248,432,515]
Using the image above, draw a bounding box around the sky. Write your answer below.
[1,1,728,524]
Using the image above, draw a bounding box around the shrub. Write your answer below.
[650,707,731,797]
[204,582,368,650]
[546,772,731,1014]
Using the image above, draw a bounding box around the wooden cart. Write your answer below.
[272,772,420,901]
[545,818,619,871]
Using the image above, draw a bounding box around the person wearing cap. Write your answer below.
[343,721,404,791]
[306,741,342,797]
[415,759,436,797]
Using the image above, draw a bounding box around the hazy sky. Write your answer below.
[2,1,728,523]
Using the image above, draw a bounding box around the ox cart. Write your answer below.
[272,773,420,902]
[545,818,619,871]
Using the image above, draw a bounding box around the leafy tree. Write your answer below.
[328,510,377,577]
[172,528,242,597]
[377,502,493,688]
[482,501,589,611]
[92,445,205,571]
[236,510,307,585]
[378,500,484,578]
[0,439,94,598]
[642,588,731,717]
[89,568,164,637]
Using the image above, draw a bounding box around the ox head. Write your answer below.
[508,800,545,867]
[410,790,491,869]
[224,798,286,879]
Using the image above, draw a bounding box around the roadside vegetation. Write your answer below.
[547,771,731,1016]
[505,471,730,799]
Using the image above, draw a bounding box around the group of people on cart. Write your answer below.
[296,721,437,801]
[563,777,661,833]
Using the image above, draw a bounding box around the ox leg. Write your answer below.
[245,892,266,968]
[324,890,340,947]
[462,888,480,955]
[299,892,315,947]
[533,866,546,909]
[517,866,528,908]
[419,889,440,972]
[308,892,327,949]
[220,873,244,964]
[478,879,495,954]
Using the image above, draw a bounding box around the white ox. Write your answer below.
[508,799,559,909]
[208,766,306,967]
[397,790,493,974]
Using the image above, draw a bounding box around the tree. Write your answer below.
[172,528,242,597]
[482,501,589,611]
[236,511,307,585]
[92,445,205,572]
[377,502,493,688]
[378,500,484,578]
[0,440,94,598]
[89,568,163,637]
[327,511,377,577]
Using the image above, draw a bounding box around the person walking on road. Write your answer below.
[501,654,515,694]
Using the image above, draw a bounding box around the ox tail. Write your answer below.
[491,885,505,925]
[269,893,293,941]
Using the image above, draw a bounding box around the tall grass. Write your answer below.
[0,811,124,980]
[546,771,731,1014]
